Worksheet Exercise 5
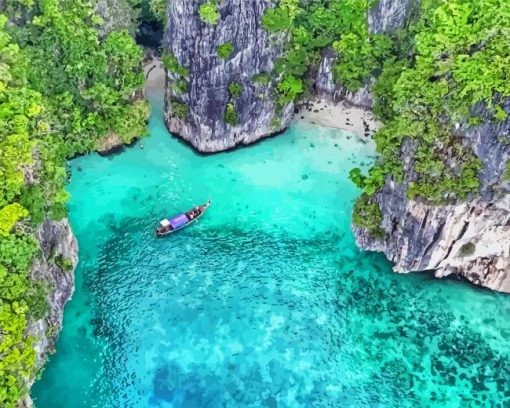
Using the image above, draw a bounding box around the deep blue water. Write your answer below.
[32,92,510,407]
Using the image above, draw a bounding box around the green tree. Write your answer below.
[224,102,237,125]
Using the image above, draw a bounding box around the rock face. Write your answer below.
[368,0,419,34]
[20,219,78,407]
[354,104,510,293]
[164,0,292,153]
[314,48,374,108]
[96,0,138,37]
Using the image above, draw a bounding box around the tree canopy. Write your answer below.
[0,0,149,404]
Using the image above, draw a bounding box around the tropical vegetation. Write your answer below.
[224,102,237,126]
[0,0,148,404]
[259,0,509,237]
[351,0,510,235]
[217,42,234,59]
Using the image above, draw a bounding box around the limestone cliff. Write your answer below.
[164,0,292,153]
[354,102,510,293]
[163,0,420,151]
[19,220,78,407]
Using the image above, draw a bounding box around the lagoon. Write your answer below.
[32,92,510,407]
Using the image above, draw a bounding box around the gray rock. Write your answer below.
[368,0,419,34]
[96,0,138,37]
[164,0,293,153]
[20,219,78,407]
[354,103,510,293]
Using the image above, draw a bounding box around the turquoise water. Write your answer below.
[32,93,510,407]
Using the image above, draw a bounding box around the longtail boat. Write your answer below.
[156,200,212,237]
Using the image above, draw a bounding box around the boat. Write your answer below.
[156,200,212,237]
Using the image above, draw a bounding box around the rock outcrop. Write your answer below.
[313,48,374,109]
[20,219,78,407]
[355,103,510,293]
[367,0,419,35]
[164,0,292,153]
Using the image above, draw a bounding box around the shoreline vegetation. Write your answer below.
[0,0,150,405]
[146,56,378,146]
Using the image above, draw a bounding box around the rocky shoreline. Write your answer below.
[20,219,78,408]
[354,102,510,294]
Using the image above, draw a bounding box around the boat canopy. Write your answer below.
[160,219,170,227]
[169,213,188,229]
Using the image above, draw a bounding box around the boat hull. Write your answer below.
[156,201,211,237]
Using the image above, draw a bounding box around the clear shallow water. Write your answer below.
[33,93,510,408]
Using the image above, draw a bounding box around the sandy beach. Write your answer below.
[144,58,166,94]
[295,97,381,138]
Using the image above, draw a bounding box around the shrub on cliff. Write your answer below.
[262,0,391,104]
[458,242,476,257]
[217,42,234,59]
[228,82,244,98]
[162,52,189,77]
[224,103,237,126]
[352,194,385,238]
[199,1,219,25]
[276,75,304,108]
[252,73,271,86]
[171,101,189,119]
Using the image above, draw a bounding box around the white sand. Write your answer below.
[296,98,381,137]
[144,58,166,94]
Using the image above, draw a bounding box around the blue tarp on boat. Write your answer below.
[170,213,188,229]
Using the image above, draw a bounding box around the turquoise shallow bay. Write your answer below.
[32,93,510,407]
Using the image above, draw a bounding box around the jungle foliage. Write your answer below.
[352,194,385,238]
[262,0,393,106]
[0,0,148,404]
[162,52,189,78]
[354,0,509,206]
